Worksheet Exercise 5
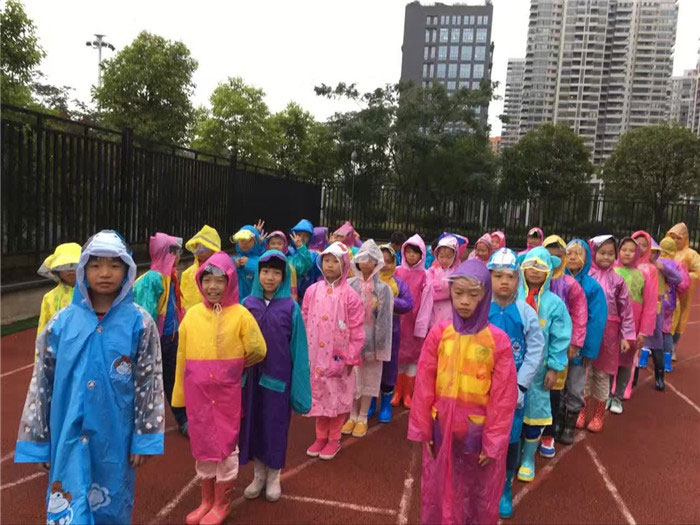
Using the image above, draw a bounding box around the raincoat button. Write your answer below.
[327,289,333,295]
[319,342,325,348]
[315,368,322,376]
[87,380,96,390]
[96,326,103,333]
[322,315,328,321]
[80,435,88,444]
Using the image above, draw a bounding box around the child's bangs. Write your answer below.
[448,275,483,290]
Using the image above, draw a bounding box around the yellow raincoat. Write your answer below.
[37,242,81,334]
[667,223,700,335]
[180,225,222,311]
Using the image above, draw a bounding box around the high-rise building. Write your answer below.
[503,0,678,163]
[668,70,698,130]
[502,59,526,146]
[400,1,494,121]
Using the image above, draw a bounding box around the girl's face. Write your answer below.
[201,274,228,304]
[86,257,126,296]
[475,243,490,261]
[58,270,76,287]
[299,232,311,245]
[491,270,518,301]
[237,237,255,253]
[650,250,660,263]
[527,234,540,248]
[635,236,649,255]
[259,267,283,295]
[322,255,342,281]
[267,236,286,252]
[524,268,547,287]
[436,247,456,269]
[404,246,422,267]
[358,259,377,278]
[382,251,395,267]
[450,278,485,319]
[566,246,585,274]
[595,241,616,269]
[618,240,637,266]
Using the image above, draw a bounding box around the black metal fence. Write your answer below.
[1,105,321,284]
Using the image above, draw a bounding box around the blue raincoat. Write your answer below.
[290,219,322,302]
[233,225,264,300]
[15,230,165,525]
[565,239,607,364]
[517,247,572,426]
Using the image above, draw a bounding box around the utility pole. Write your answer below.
[85,34,115,88]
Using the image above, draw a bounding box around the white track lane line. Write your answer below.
[1,472,45,491]
[280,494,397,515]
[666,382,700,416]
[0,363,34,378]
[397,444,420,525]
[585,445,637,525]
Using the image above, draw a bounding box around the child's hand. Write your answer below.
[621,339,631,353]
[544,370,558,390]
[478,452,492,467]
[567,345,580,359]
[636,334,646,348]
[129,454,149,468]
[291,233,304,248]
[37,462,50,473]
[254,219,265,233]
[236,257,248,267]
[424,441,435,459]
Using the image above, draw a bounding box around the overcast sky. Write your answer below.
[21,0,700,137]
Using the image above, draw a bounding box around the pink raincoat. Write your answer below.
[426,236,460,327]
[468,234,494,263]
[334,221,361,249]
[519,227,544,256]
[302,242,365,417]
[589,236,636,375]
[395,235,434,364]
[491,231,506,251]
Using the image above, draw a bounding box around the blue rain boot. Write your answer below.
[367,397,377,419]
[499,470,515,519]
[378,391,393,423]
[638,347,650,368]
[517,438,540,482]
[664,351,673,373]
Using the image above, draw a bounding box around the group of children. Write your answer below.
[16,220,700,525]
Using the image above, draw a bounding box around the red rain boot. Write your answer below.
[403,375,415,409]
[576,397,589,430]
[200,480,235,525]
[186,477,215,525]
[587,399,606,433]
[391,374,405,407]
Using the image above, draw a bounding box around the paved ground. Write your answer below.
[2,290,699,524]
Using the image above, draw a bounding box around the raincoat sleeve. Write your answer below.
[567,279,588,348]
[581,279,607,360]
[639,270,658,336]
[515,302,545,390]
[289,244,313,278]
[290,305,312,414]
[545,298,572,372]
[407,324,443,442]
[659,260,682,285]
[414,280,434,339]
[394,278,414,314]
[180,264,201,311]
[344,288,366,366]
[687,251,700,281]
[131,309,165,455]
[133,271,164,325]
[239,307,267,367]
[616,279,636,341]
[482,327,518,459]
[37,288,56,336]
[15,315,60,462]
[172,316,188,408]
[375,283,395,362]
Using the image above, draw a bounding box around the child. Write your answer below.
[520,227,544,255]
[426,235,460,326]
[133,232,188,435]
[240,250,311,502]
[540,235,587,457]
[487,248,545,519]
[408,259,517,525]
[393,235,434,408]
[344,240,394,437]
[659,238,690,374]
[16,230,165,525]
[563,240,607,439]
[172,252,267,525]
[581,235,635,433]
[332,221,360,255]
[181,225,222,312]
[302,242,365,460]
[265,230,313,301]
[390,231,407,267]
[36,242,81,335]
[610,237,657,412]
[231,225,264,301]
[491,231,506,251]
[469,234,494,264]
[309,227,329,253]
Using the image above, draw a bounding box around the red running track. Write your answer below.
[2,291,699,524]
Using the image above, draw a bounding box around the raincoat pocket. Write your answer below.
[432,412,443,453]
[259,373,287,393]
[462,419,484,455]
[326,355,346,378]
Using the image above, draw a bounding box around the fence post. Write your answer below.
[120,127,133,233]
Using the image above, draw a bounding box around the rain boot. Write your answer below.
[378,391,393,423]
[200,480,235,525]
[403,375,415,409]
[652,349,665,391]
[186,477,215,525]
[664,351,673,373]
[637,347,650,368]
[586,399,606,433]
[576,397,589,429]
[632,367,640,388]
[265,468,281,502]
[367,397,377,419]
[558,409,578,445]
[517,438,539,482]
[244,459,266,500]
[499,470,515,519]
[391,374,405,407]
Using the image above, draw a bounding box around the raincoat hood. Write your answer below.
[469,233,493,262]
[543,234,567,278]
[659,237,677,259]
[251,250,292,300]
[519,246,558,296]
[232,225,263,256]
[491,231,506,250]
[565,239,593,284]
[447,259,492,335]
[667,222,689,249]
[74,230,137,312]
[291,219,314,236]
[149,232,183,276]
[487,248,518,273]
[379,244,397,275]
[185,225,221,254]
[434,235,459,269]
[632,230,653,265]
[334,221,358,248]
[589,234,617,271]
[318,241,352,284]
[401,234,427,270]
[266,230,289,253]
[309,227,329,252]
[616,236,641,268]
[38,242,81,282]
[196,251,239,308]
[352,239,385,280]
[527,227,544,248]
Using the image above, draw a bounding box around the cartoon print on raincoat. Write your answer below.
[180,225,222,311]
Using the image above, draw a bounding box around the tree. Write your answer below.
[0,0,45,106]
[500,123,593,200]
[602,125,700,228]
[92,31,197,144]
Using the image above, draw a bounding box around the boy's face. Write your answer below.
[322,255,342,281]
[566,246,584,274]
[595,242,616,269]
[450,278,485,319]
[491,270,518,301]
[475,243,490,261]
[391,242,402,252]
[619,241,637,266]
[299,232,311,245]
[58,270,76,287]
[437,247,456,269]
[382,251,395,267]
[358,259,377,277]
[524,268,547,287]
[404,246,421,267]
[201,274,228,304]
[668,232,683,250]
[86,257,126,295]
[267,236,286,252]
[237,237,255,253]
[260,267,283,294]
[527,234,540,248]
[635,236,649,254]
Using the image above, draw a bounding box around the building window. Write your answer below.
[440,28,449,42]
[452,15,458,25]
[448,63,458,78]
[440,15,445,25]
[433,16,438,25]
[431,46,436,59]
[462,29,474,42]
[447,80,456,90]
[459,81,469,90]
[422,81,428,88]
[438,46,447,60]
[425,29,430,43]
[474,45,486,61]
[451,28,460,42]
[461,45,472,60]
[483,15,489,25]
[429,63,435,77]
[476,28,487,42]
[473,63,484,78]
[426,16,432,25]
[432,29,437,42]
[459,63,471,78]
[437,63,447,78]
[472,80,481,89]
[449,46,459,60]
[474,106,481,115]
[424,47,430,60]
[469,15,475,25]
[423,64,428,77]
[477,16,483,24]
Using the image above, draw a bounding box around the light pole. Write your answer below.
[85,34,115,88]
[350,150,358,221]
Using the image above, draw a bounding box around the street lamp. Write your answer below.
[350,150,358,219]
[85,34,115,88]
